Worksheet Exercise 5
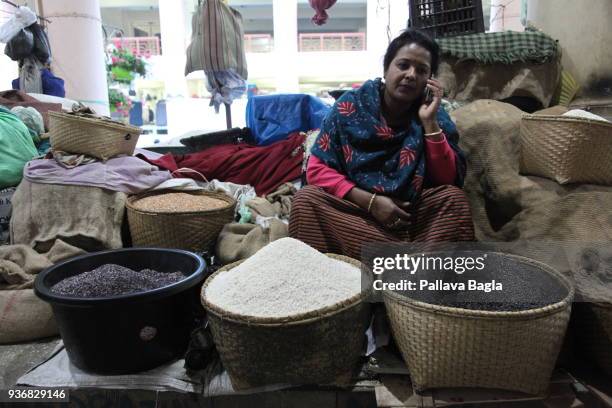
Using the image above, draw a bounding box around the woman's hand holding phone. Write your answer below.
[418,77,444,139]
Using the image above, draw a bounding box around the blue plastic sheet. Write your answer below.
[246,94,331,146]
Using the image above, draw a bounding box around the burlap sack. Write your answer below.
[452,100,612,302]
[0,240,85,344]
[10,180,126,252]
[0,289,56,344]
[246,182,296,220]
[452,100,612,241]
[439,56,561,109]
[215,220,288,265]
[0,187,15,244]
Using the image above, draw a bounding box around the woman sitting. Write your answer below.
[289,29,475,260]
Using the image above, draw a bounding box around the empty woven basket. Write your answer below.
[126,190,236,253]
[49,111,141,160]
[383,253,574,395]
[200,254,371,390]
[520,114,612,185]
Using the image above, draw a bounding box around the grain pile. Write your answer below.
[51,264,185,297]
[204,238,362,318]
[385,252,569,312]
[132,192,227,213]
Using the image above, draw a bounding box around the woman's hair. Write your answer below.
[383,29,439,75]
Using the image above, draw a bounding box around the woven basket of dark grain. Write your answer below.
[383,253,574,395]
[126,190,235,253]
[49,111,141,160]
[519,115,612,185]
[200,254,371,390]
[573,302,612,376]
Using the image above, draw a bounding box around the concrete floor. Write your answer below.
[0,337,60,389]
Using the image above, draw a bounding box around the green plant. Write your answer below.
[107,47,146,83]
[108,88,131,116]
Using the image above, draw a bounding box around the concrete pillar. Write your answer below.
[527,0,612,96]
[367,0,389,75]
[0,2,19,91]
[366,0,410,77]
[490,0,524,32]
[39,0,109,114]
[158,0,189,98]
[273,0,299,93]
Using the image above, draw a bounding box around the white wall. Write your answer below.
[527,0,612,95]
[101,8,161,36]
[489,0,523,32]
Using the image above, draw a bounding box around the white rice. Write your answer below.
[562,109,610,123]
[204,238,362,318]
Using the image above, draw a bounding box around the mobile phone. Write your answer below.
[423,87,433,104]
[422,74,434,104]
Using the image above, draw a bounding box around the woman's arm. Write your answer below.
[307,156,411,227]
[425,133,457,185]
[306,155,355,198]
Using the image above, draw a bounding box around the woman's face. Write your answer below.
[383,42,432,106]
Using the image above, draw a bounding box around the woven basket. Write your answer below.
[49,111,141,160]
[573,302,612,376]
[519,114,612,185]
[383,254,574,395]
[201,254,371,390]
[126,190,236,253]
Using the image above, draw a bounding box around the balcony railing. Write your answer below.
[244,34,274,53]
[298,32,366,52]
[111,37,161,58]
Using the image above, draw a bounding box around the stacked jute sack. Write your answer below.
[1,110,142,344]
[0,241,84,343]
[452,100,612,378]
[49,108,237,254]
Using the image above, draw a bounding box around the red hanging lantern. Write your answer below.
[309,0,337,26]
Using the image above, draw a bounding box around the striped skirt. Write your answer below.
[288,185,475,260]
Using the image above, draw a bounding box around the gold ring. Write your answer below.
[389,218,401,228]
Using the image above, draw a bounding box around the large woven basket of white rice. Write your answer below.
[126,190,236,253]
[519,111,612,185]
[200,238,371,390]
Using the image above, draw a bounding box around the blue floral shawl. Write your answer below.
[310,78,466,202]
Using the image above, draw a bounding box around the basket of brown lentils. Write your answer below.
[126,190,236,253]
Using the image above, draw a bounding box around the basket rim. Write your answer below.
[49,110,142,133]
[522,114,612,128]
[382,252,575,320]
[201,254,370,326]
[126,189,236,216]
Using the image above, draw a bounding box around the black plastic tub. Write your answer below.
[34,248,206,374]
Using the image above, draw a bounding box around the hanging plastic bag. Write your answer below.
[29,23,51,64]
[4,28,34,61]
[309,0,337,25]
[0,107,38,189]
[0,6,37,43]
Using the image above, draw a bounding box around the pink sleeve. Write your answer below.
[425,134,457,186]
[307,155,355,198]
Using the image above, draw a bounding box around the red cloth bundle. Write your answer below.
[142,132,306,196]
